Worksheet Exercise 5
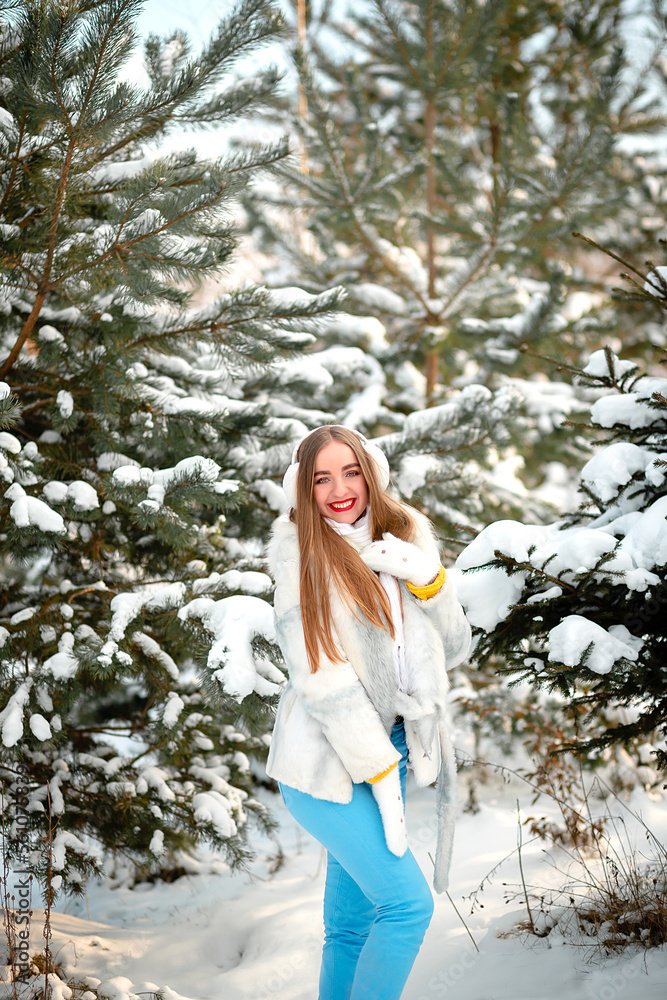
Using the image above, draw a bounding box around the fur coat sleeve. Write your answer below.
[405,508,472,671]
[268,516,400,784]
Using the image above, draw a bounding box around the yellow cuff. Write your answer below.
[406,564,446,600]
[367,761,398,784]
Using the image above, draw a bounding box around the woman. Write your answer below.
[266,425,471,1000]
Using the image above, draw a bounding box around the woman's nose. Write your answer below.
[330,476,348,496]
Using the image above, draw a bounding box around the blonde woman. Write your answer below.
[266,425,471,1000]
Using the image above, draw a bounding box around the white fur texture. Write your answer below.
[371,766,408,856]
[360,532,441,587]
[265,506,472,892]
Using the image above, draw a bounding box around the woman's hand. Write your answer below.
[369,764,408,857]
[360,533,441,588]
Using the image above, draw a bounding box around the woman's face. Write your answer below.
[312,440,369,524]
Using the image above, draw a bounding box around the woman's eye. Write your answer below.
[346,469,360,477]
[315,476,329,485]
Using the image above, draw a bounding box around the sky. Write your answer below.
[122,0,306,157]
[135,0,261,50]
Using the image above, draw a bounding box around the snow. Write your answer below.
[275,355,334,394]
[5,483,66,533]
[0,381,11,399]
[525,584,562,604]
[192,791,238,838]
[457,519,546,570]
[90,155,155,185]
[456,565,527,631]
[97,452,140,472]
[508,376,581,434]
[0,431,21,453]
[456,496,667,627]
[178,595,279,701]
[646,455,667,487]
[56,390,74,419]
[29,713,52,741]
[322,313,390,355]
[112,457,227,509]
[191,569,273,596]
[590,376,667,431]
[137,766,175,803]
[44,632,79,680]
[43,481,68,504]
[96,976,138,1000]
[112,465,142,486]
[394,360,426,400]
[0,679,31,747]
[376,240,427,292]
[213,479,240,494]
[0,107,15,132]
[131,631,179,680]
[42,777,667,1000]
[107,584,187,644]
[51,831,103,872]
[149,830,165,858]
[349,282,409,314]
[609,495,667,577]
[38,324,65,344]
[341,379,387,430]
[644,265,667,295]
[67,481,100,511]
[49,772,66,815]
[162,692,184,727]
[581,442,657,502]
[396,452,442,495]
[635,375,667,400]
[265,286,319,308]
[547,615,644,675]
[591,393,661,429]
[583,349,638,379]
[254,478,288,512]
[40,430,62,443]
[10,606,38,625]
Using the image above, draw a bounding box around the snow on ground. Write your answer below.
[39,771,667,1000]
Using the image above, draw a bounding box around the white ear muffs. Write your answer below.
[281,426,390,509]
[282,461,300,509]
[363,440,390,492]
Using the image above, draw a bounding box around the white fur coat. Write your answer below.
[265,507,472,892]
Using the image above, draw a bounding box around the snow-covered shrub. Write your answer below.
[504,774,667,954]
[457,333,667,775]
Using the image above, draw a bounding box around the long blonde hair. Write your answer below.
[291,426,417,673]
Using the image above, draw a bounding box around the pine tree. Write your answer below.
[0,0,342,894]
[455,249,667,777]
[242,0,667,528]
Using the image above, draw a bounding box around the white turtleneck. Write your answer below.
[325,508,408,692]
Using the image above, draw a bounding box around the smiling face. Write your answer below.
[312,439,369,524]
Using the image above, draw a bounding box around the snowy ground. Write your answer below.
[30,768,667,1000]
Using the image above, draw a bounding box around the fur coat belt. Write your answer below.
[265,507,472,893]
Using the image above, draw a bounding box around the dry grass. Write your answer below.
[510,773,667,955]
[462,753,667,957]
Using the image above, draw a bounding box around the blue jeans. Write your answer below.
[279,719,434,1000]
